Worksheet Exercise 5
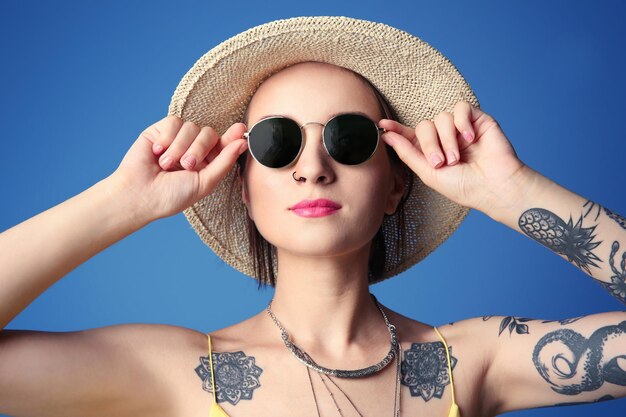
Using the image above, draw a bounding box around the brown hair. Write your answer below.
[236,69,413,289]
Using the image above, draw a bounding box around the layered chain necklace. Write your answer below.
[266,293,402,417]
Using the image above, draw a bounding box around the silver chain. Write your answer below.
[266,293,399,378]
[305,331,402,417]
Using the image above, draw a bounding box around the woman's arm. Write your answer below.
[379,100,625,305]
[0,116,247,417]
[483,165,626,305]
[0,176,147,330]
[0,115,247,331]
[450,311,626,416]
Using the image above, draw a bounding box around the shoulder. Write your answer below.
[382,304,491,353]
[387,309,498,417]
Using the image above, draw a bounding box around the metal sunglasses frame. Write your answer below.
[242,112,387,168]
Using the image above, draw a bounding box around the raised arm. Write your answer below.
[379,101,625,305]
[380,101,626,413]
[0,177,145,330]
[485,167,626,305]
[0,115,247,331]
[0,115,247,416]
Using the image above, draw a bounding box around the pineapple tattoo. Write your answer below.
[582,199,626,230]
[518,208,602,274]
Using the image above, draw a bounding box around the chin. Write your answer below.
[273,234,374,259]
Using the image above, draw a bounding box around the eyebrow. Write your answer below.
[255,110,375,125]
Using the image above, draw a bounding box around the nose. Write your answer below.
[292,122,335,185]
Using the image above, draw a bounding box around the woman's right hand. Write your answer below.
[109,115,248,223]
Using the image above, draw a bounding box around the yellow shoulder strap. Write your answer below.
[207,334,231,417]
[208,334,217,402]
[433,326,461,417]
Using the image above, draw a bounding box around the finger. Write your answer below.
[197,139,248,197]
[381,130,431,181]
[378,119,417,146]
[179,126,219,170]
[158,121,202,170]
[415,119,445,168]
[205,122,248,164]
[433,111,461,166]
[453,101,477,147]
[149,115,184,155]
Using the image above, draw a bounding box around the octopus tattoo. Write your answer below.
[401,342,457,401]
[594,241,626,303]
[532,320,626,395]
[195,350,263,405]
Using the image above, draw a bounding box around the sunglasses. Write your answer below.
[242,113,386,168]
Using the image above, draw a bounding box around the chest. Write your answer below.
[173,339,488,417]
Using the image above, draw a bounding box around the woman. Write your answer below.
[1,16,625,417]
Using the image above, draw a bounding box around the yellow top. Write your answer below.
[207,326,460,417]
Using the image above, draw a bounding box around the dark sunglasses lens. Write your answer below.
[248,118,302,168]
[324,114,378,165]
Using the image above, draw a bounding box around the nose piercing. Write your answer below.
[292,171,306,182]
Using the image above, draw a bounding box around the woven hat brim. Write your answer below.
[168,16,477,285]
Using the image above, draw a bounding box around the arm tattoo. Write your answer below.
[592,240,626,304]
[401,342,457,402]
[519,208,602,274]
[541,316,584,325]
[585,199,626,230]
[482,315,533,336]
[482,315,585,337]
[581,200,626,305]
[605,208,626,230]
[195,350,263,405]
[532,320,626,395]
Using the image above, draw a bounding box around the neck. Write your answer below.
[266,246,390,357]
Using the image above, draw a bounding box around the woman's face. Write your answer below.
[241,62,404,259]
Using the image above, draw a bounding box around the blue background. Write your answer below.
[1,1,625,416]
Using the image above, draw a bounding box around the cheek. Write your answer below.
[243,165,286,228]
[354,173,392,224]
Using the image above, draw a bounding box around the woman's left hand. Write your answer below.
[379,101,528,213]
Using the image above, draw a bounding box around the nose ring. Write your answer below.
[292,171,306,182]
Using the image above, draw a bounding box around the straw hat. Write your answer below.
[167,16,479,285]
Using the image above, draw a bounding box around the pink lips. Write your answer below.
[289,199,342,218]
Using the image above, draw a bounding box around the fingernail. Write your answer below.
[446,150,457,165]
[161,155,173,169]
[183,155,196,169]
[430,153,443,167]
[463,130,474,142]
[153,144,163,154]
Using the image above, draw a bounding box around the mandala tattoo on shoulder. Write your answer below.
[195,350,263,405]
[532,320,626,395]
[518,207,602,274]
[401,341,457,402]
